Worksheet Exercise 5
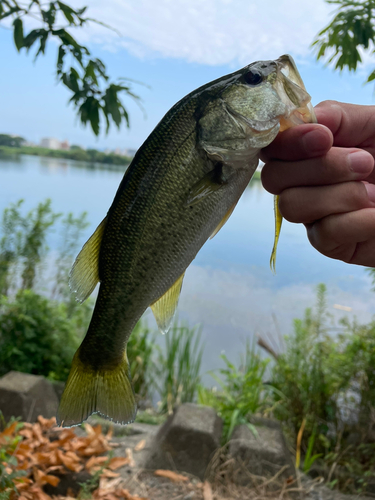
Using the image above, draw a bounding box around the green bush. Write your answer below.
[270,284,343,446]
[0,289,90,380]
[127,320,155,400]
[268,284,375,490]
[198,341,273,442]
[155,321,203,414]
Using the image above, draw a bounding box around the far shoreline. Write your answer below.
[0,145,132,169]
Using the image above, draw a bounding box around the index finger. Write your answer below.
[260,123,333,163]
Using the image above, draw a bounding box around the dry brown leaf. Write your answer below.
[42,473,60,487]
[134,439,146,452]
[203,481,213,500]
[57,450,83,472]
[106,426,113,441]
[99,476,123,490]
[108,457,130,471]
[120,489,150,500]
[86,455,109,470]
[45,465,65,474]
[2,421,18,437]
[65,451,81,462]
[37,416,56,429]
[100,469,120,478]
[154,469,189,482]
[32,452,52,465]
[125,448,135,468]
[19,429,33,439]
[15,442,33,457]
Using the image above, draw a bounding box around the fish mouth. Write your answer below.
[274,54,317,128]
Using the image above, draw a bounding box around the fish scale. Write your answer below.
[57,55,316,427]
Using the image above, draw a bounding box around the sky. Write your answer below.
[1,0,375,150]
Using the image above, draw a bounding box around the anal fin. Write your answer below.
[69,216,107,303]
[151,273,185,334]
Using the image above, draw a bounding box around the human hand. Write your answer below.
[261,101,375,267]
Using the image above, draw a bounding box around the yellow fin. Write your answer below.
[57,348,136,427]
[210,202,237,239]
[270,195,283,274]
[151,273,185,334]
[69,217,107,303]
[187,168,226,206]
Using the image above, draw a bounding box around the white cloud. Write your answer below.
[71,0,332,66]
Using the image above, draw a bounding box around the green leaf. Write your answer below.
[1,4,21,21]
[13,18,24,51]
[57,45,66,74]
[61,69,80,93]
[57,1,76,24]
[23,29,45,51]
[41,3,56,28]
[35,31,48,58]
[78,97,100,135]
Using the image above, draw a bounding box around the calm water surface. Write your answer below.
[1,154,374,372]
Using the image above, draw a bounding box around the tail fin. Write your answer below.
[56,349,137,427]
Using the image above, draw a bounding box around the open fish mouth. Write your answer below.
[274,54,317,128]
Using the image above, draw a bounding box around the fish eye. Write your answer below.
[244,70,263,86]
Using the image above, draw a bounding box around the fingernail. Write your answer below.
[349,151,374,174]
[365,183,375,203]
[302,128,330,155]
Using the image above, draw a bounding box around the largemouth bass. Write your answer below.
[57,55,316,427]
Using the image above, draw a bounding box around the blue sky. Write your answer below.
[1,0,375,150]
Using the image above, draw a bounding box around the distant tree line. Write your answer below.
[0,134,25,147]
[0,134,133,166]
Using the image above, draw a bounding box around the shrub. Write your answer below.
[198,341,272,442]
[155,321,203,414]
[0,289,91,381]
[127,320,155,400]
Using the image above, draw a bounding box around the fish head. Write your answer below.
[198,54,316,163]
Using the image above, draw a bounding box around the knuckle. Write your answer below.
[348,183,367,209]
[316,99,340,109]
[307,217,353,262]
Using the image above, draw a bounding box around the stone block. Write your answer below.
[145,403,222,479]
[0,371,59,423]
[228,418,295,485]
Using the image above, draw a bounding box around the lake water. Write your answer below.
[1,154,374,373]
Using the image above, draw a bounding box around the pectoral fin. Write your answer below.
[151,273,185,334]
[187,163,227,206]
[69,217,107,303]
[210,202,238,239]
[270,195,283,274]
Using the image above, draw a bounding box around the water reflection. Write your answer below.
[0,153,373,372]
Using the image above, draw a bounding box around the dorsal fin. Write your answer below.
[69,217,107,303]
[210,201,238,239]
[150,273,185,334]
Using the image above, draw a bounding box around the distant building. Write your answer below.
[124,148,137,157]
[60,140,70,150]
[40,137,61,150]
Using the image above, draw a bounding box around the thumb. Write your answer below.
[315,101,375,153]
